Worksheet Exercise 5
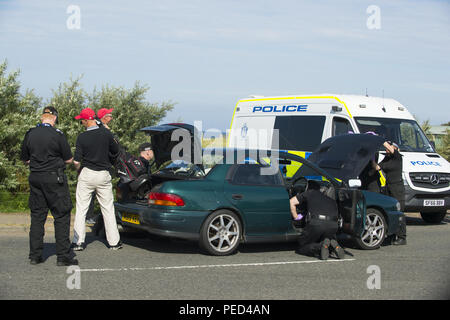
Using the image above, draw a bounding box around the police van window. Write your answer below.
[272,116,325,151]
[355,117,434,153]
[332,117,353,136]
[232,164,283,186]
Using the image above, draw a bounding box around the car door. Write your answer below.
[284,151,367,237]
[223,164,291,237]
[336,187,366,237]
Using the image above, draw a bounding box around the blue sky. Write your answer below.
[0,0,449,129]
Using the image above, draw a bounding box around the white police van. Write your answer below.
[228,94,450,223]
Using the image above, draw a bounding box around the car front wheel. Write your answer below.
[355,208,386,250]
[199,210,242,256]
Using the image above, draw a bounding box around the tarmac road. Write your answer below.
[0,212,449,300]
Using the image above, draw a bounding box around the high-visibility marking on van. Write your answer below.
[237,96,353,118]
[252,105,308,113]
[227,95,353,147]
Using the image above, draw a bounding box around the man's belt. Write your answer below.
[31,169,65,184]
[310,214,338,222]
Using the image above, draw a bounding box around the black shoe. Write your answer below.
[72,243,85,251]
[393,237,407,245]
[330,239,345,259]
[57,257,79,266]
[30,257,44,265]
[320,239,330,260]
[109,241,123,250]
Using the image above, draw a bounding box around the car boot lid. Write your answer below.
[140,123,202,167]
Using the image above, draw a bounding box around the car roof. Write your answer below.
[202,147,341,186]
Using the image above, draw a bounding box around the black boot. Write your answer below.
[392,236,407,245]
[57,257,79,266]
[30,257,44,265]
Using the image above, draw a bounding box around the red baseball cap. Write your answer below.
[74,107,96,120]
[97,108,114,119]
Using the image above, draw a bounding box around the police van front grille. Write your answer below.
[409,172,450,189]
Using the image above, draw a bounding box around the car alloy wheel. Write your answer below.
[200,210,241,256]
[356,208,386,250]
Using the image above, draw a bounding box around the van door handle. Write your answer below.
[232,194,243,200]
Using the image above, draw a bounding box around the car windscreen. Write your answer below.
[355,117,435,153]
[271,115,325,151]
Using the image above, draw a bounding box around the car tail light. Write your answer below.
[148,192,185,206]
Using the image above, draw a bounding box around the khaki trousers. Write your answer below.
[73,167,120,246]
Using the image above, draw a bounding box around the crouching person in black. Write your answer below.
[289,180,344,260]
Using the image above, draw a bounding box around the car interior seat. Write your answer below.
[305,179,321,192]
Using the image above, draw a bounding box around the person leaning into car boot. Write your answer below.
[372,141,407,245]
[289,180,345,260]
[138,142,155,174]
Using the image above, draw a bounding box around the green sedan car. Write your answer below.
[114,124,404,255]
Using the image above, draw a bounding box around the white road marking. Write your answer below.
[79,258,356,273]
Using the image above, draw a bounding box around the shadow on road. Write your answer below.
[113,228,356,258]
[406,215,449,226]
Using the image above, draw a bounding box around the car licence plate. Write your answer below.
[423,199,445,207]
[121,212,140,224]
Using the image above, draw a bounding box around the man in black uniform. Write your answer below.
[138,142,154,173]
[373,141,407,245]
[360,154,381,193]
[20,106,78,266]
[289,180,345,260]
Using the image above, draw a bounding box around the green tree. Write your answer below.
[0,60,176,196]
[46,77,175,185]
[48,75,88,148]
[0,60,41,191]
[87,82,175,154]
[420,119,433,141]
[437,128,450,161]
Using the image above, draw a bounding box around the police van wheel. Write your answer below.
[355,209,386,250]
[420,211,446,224]
[199,210,242,256]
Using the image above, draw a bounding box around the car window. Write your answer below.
[231,164,284,186]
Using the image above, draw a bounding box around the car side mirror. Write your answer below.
[348,179,361,188]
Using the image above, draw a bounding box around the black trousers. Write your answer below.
[387,182,407,240]
[28,171,73,260]
[297,219,338,256]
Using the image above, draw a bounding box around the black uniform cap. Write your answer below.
[139,142,153,152]
[43,106,58,116]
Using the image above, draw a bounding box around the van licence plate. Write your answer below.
[122,212,140,224]
[423,199,445,207]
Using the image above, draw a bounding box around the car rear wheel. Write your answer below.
[199,210,242,256]
[420,211,446,224]
[355,208,386,250]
